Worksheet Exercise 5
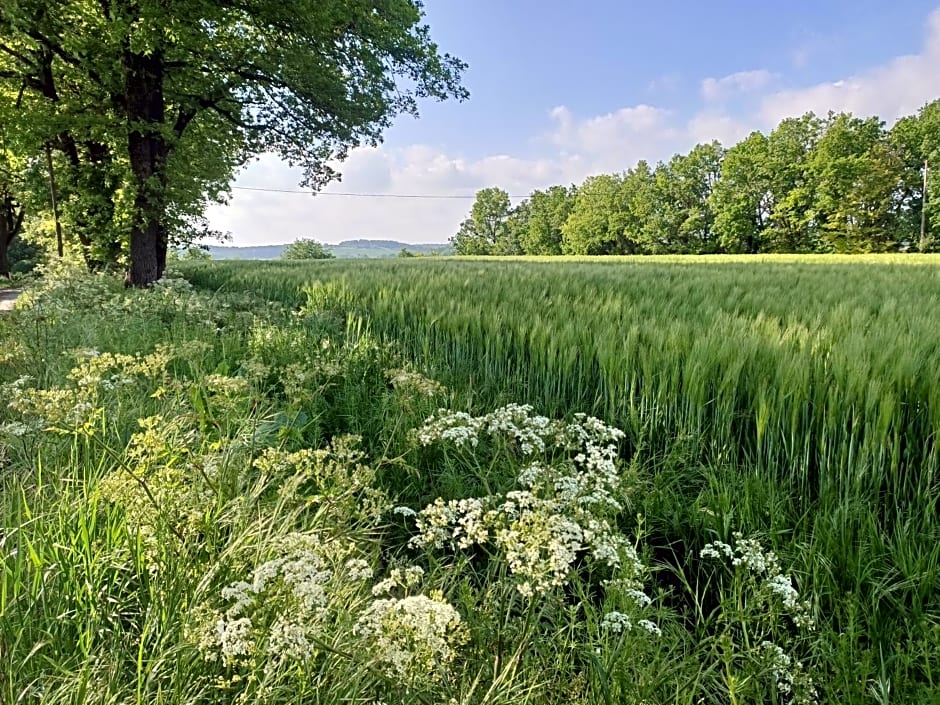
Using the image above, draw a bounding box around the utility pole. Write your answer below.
[920,159,929,253]
[44,143,64,258]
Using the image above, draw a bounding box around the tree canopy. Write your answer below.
[452,102,940,256]
[1,0,467,284]
[281,238,335,260]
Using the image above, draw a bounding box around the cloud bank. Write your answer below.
[206,7,940,246]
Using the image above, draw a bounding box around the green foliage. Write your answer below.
[179,245,211,261]
[562,173,641,254]
[180,255,940,704]
[521,186,576,255]
[281,238,336,260]
[7,233,42,273]
[646,141,724,253]
[890,100,940,250]
[466,102,940,257]
[710,132,773,253]
[0,0,467,283]
[808,114,903,252]
[450,187,513,254]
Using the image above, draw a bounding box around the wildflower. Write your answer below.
[344,558,374,582]
[372,565,425,596]
[408,405,649,599]
[702,533,815,630]
[216,617,254,667]
[495,497,584,595]
[354,593,467,683]
[637,619,662,637]
[700,540,734,560]
[386,368,446,397]
[601,611,632,633]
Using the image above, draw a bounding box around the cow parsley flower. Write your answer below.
[354,593,467,684]
[601,611,633,633]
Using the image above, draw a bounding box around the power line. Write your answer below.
[231,185,485,199]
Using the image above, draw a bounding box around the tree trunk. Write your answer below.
[0,206,10,279]
[34,47,115,270]
[124,49,169,287]
[0,192,23,278]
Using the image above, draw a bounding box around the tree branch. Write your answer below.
[11,204,25,242]
[22,28,108,89]
[0,42,34,66]
[172,106,197,138]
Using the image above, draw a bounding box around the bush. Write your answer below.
[282,238,335,260]
[8,236,42,274]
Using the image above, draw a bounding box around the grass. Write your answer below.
[0,255,937,703]
[181,254,940,703]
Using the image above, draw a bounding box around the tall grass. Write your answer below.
[182,255,940,703]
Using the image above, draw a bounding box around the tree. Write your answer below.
[710,132,773,253]
[522,186,575,255]
[281,238,335,260]
[497,200,528,255]
[764,114,824,251]
[450,188,512,254]
[562,174,648,255]
[0,178,25,278]
[0,140,28,277]
[180,245,211,261]
[891,99,940,250]
[1,1,467,285]
[645,142,724,254]
[809,113,904,252]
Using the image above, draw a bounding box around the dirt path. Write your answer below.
[0,289,21,312]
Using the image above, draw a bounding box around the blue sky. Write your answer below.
[206,1,940,246]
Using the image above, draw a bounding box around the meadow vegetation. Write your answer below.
[1,256,938,703]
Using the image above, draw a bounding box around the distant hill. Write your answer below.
[206,240,452,260]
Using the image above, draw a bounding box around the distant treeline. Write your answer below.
[451,102,940,255]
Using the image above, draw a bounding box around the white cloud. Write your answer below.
[207,6,940,247]
[761,7,940,125]
[701,70,774,102]
[687,113,753,147]
[546,104,684,173]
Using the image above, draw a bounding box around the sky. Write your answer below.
[205,1,940,246]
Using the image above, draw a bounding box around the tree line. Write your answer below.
[0,1,466,284]
[451,104,940,255]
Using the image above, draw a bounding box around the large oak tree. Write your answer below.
[1,0,467,284]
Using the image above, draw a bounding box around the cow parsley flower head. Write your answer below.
[702,533,815,631]
[354,593,467,684]
[601,611,633,633]
[408,405,649,601]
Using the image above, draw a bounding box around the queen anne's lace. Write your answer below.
[702,532,815,630]
[354,593,467,682]
[408,405,655,636]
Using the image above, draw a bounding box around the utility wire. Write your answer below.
[231,185,484,199]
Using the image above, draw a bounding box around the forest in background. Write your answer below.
[451,103,940,255]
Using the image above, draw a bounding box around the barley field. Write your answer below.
[1,257,938,704]
[183,255,940,702]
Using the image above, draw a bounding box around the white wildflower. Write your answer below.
[601,611,632,633]
[354,594,467,683]
[216,617,254,666]
[344,558,374,582]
